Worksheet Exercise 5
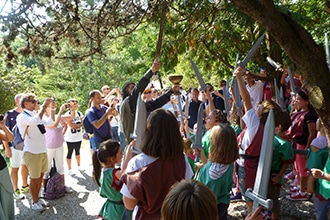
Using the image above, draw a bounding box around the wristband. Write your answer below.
[321,172,325,179]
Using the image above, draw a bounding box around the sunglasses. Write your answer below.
[70,100,78,103]
[26,99,38,104]
[144,91,151,94]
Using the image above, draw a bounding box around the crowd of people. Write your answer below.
[0,59,329,220]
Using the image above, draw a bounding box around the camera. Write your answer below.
[0,114,4,121]
[65,103,70,108]
[37,124,46,134]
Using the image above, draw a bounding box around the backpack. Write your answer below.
[83,115,94,134]
[12,125,28,151]
[45,159,66,200]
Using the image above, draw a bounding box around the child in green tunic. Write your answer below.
[195,124,239,220]
[92,139,134,220]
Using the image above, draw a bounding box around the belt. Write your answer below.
[239,154,259,160]
[108,199,124,205]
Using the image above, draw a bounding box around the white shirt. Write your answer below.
[236,108,260,167]
[17,109,52,154]
[64,110,83,142]
[246,80,264,110]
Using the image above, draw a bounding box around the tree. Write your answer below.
[230,0,330,146]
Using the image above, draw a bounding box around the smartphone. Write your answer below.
[65,103,70,108]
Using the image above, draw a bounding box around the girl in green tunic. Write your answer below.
[92,139,134,220]
[195,124,239,220]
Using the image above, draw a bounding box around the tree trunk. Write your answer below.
[231,0,330,143]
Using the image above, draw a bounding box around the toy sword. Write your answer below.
[131,92,146,154]
[325,33,330,70]
[245,109,275,212]
[232,53,242,117]
[155,0,167,61]
[287,66,296,95]
[238,33,265,70]
[266,57,281,71]
[191,102,204,162]
[274,79,284,110]
[190,59,209,91]
[223,79,231,116]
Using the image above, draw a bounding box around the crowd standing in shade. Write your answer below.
[2,58,330,220]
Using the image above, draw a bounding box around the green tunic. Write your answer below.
[98,168,131,220]
[319,155,330,199]
[202,129,211,158]
[306,147,328,194]
[271,135,294,184]
[196,162,233,205]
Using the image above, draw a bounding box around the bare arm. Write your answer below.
[115,140,135,179]
[305,122,316,150]
[123,196,139,210]
[311,168,330,182]
[234,67,253,112]
[0,120,14,142]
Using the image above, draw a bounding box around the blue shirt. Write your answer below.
[186,100,202,129]
[86,105,112,143]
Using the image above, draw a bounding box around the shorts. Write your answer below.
[267,181,281,214]
[10,147,25,168]
[23,152,48,179]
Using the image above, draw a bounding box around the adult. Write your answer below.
[3,93,29,200]
[42,101,72,194]
[287,88,318,200]
[63,98,84,175]
[120,60,178,144]
[244,71,264,110]
[0,114,15,220]
[185,88,202,130]
[120,109,194,219]
[212,80,226,112]
[85,90,117,151]
[16,94,53,211]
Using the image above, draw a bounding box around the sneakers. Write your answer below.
[78,166,83,171]
[39,198,50,207]
[31,201,45,212]
[284,170,296,179]
[290,178,298,187]
[65,186,73,194]
[13,189,25,200]
[285,186,300,194]
[68,169,75,176]
[230,192,242,201]
[286,191,308,201]
[21,185,30,194]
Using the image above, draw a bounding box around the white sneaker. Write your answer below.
[65,186,73,194]
[13,189,25,200]
[78,166,83,171]
[31,202,45,212]
[68,169,75,176]
[39,198,50,207]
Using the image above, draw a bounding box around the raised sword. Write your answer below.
[245,109,275,212]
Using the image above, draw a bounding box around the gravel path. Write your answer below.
[13,143,317,220]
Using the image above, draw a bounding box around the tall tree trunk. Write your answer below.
[231,0,330,143]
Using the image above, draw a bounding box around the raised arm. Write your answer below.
[234,67,253,112]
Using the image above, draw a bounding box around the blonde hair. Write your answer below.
[209,124,238,164]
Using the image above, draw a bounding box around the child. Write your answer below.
[161,180,218,220]
[268,111,294,220]
[183,138,196,174]
[305,119,328,220]
[92,139,134,220]
[195,124,239,220]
